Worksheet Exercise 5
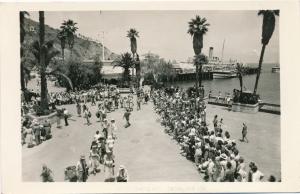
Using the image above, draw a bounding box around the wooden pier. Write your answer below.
[174,72,213,82]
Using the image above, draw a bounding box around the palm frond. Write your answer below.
[187,15,209,37]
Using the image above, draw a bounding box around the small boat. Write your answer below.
[213,70,237,79]
[272,66,280,73]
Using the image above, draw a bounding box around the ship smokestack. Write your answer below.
[209,47,213,59]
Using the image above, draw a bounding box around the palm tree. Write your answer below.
[57,30,67,62]
[188,15,209,95]
[60,19,78,56]
[127,28,139,58]
[32,40,74,92]
[193,53,208,89]
[253,10,279,95]
[20,11,29,91]
[127,28,140,86]
[113,52,134,85]
[38,11,49,113]
[236,63,245,93]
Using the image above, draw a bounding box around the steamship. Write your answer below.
[271,66,280,73]
[207,46,238,79]
[213,69,237,79]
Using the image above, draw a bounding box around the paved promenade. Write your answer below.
[22,94,280,182]
[205,104,281,180]
[22,100,202,182]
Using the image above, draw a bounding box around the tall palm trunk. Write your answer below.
[239,76,243,93]
[20,12,26,91]
[199,64,203,90]
[124,68,130,86]
[39,11,48,112]
[195,64,199,93]
[253,44,266,95]
[62,48,65,62]
[21,49,26,91]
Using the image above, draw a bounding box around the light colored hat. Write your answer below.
[33,119,38,124]
[220,153,228,160]
[106,149,112,153]
[80,155,85,159]
[111,118,115,121]
[119,165,125,170]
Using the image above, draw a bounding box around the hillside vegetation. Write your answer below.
[24,18,118,62]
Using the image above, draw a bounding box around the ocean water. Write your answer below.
[173,63,280,104]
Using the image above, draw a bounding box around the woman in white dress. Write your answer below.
[24,125,34,147]
[103,150,115,182]
[89,145,101,175]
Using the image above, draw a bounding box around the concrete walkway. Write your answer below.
[205,104,281,180]
[22,97,281,182]
[22,100,202,182]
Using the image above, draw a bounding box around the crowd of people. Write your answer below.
[22,81,277,182]
[22,83,152,182]
[68,87,150,182]
[21,85,134,148]
[64,116,129,182]
[152,86,278,182]
[21,117,52,148]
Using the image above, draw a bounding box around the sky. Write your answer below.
[28,11,279,63]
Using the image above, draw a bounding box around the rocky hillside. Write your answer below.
[24,18,118,61]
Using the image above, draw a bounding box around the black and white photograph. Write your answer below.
[1,0,300,192]
[19,10,282,183]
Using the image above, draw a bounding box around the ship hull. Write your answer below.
[272,67,280,73]
[213,72,237,79]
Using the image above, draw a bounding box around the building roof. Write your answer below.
[101,66,123,75]
[173,62,196,74]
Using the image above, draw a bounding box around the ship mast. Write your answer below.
[221,39,225,65]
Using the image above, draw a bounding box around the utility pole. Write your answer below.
[102,31,105,61]
[98,11,105,61]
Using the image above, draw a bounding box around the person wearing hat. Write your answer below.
[40,164,54,182]
[76,155,89,182]
[32,120,41,145]
[89,145,101,175]
[106,135,114,153]
[247,162,256,182]
[194,142,202,167]
[240,123,249,143]
[76,101,82,117]
[137,96,141,111]
[211,156,224,182]
[56,108,63,128]
[123,109,131,128]
[24,124,34,148]
[103,150,115,182]
[102,119,109,139]
[109,119,117,140]
[84,107,91,126]
[251,165,264,182]
[222,161,235,182]
[116,165,129,182]
[43,119,52,140]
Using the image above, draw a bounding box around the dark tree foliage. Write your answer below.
[57,57,103,91]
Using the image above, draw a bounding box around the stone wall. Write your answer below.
[231,102,259,113]
[26,112,58,124]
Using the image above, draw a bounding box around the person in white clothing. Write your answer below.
[110,119,117,139]
[251,166,264,182]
